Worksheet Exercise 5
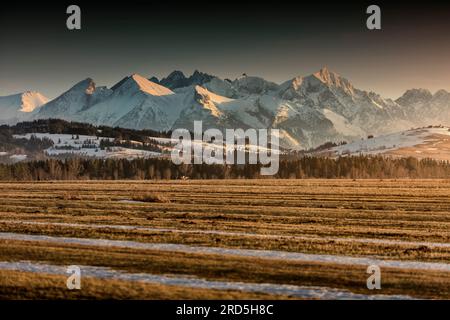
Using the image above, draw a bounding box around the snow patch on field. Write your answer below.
[0,232,448,272]
[0,261,414,300]
[3,220,449,249]
[9,154,27,161]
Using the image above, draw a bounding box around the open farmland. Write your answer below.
[0,179,449,299]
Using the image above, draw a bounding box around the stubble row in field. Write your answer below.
[0,179,448,299]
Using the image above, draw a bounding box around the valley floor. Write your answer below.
[0,179,448,299]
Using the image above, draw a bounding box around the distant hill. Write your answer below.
[314,126,450,161]
[0,119,172,163]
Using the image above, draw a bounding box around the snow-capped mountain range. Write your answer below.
[0,91,49,124]
[2,68,450,149]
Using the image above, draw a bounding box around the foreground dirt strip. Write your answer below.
[1,232,449,272]
[0,261,414,300]
[1,220,448,248]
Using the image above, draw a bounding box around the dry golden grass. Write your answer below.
[0,179,449,299]
[385,134,450,161]
[0,221,448,262]
[0,270,288,300]
[0,240,448,299]
[132,192,171,203]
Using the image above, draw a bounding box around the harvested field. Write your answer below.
[0,179,448,299]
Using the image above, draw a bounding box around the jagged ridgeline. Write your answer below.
[2,68,450,150]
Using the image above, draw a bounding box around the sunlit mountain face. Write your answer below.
[2,67,449,150]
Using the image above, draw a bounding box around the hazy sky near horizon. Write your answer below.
[1,1,449,99]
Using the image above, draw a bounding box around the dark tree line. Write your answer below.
[4,119,172,142]
[1,156,450,180]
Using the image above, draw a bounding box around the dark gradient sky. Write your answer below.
[1,0,449,99]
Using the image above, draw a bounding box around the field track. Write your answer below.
[0,179,449,299]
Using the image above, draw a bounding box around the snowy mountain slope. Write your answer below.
[396,89,450,125]
[155,70,215,90]
[320,108,366,137]
[177,75,336,147]
[232,75,279,96]
[316,126,450,161]
[203,78,236,98]
[78,74,186,131]
[8,67,450,151]
[20,91,50,112]
[174,86,278,132]
[82,75,279,134]
[278,67,413,136]
[202,75,280,99]
[271,101,343,149]
[35,78,112,120]
[0,91,49,124]
[172,85,235,131]
[172,83,346,149]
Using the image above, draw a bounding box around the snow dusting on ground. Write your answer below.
[13,133,161,159]
[0,260,414,300]
[2,219,449,249]
[0,232,448,272]
[322,127,450,159]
